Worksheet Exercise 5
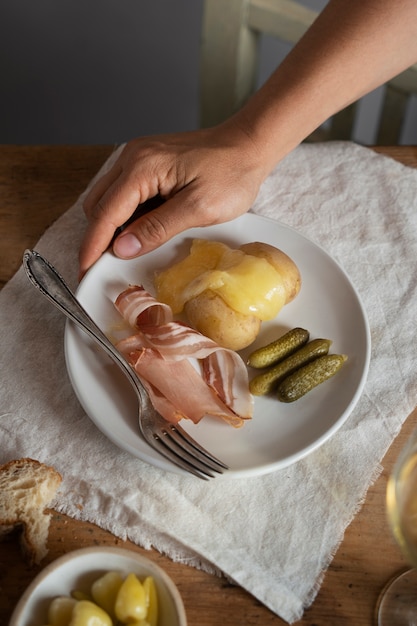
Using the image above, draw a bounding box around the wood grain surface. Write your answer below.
[1,144,416,626]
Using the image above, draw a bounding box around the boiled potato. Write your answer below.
[47,596,77,625]
[91,571,123,619]
[155,239,301,351]
[184,290,261,351]
[115,572,147,622]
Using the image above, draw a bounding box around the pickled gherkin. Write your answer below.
[249,338,332,396]
[247,327,310,368]
[277,354,348,402]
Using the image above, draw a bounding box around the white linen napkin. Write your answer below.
[1,141,417,623]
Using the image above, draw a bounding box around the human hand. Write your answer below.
[78,122,266,279]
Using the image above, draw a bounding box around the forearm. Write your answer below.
[78,0,417,271]
[230,0,417,174]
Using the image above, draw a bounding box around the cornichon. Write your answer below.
[249,338,332,396]
[277,354,348,403]
[247,327,310,369]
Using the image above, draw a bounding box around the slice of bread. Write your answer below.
[0,458,62,564]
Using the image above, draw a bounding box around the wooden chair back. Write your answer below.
[200,0,417,143]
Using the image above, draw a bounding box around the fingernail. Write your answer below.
[113,232,142,258]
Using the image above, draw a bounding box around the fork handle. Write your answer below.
[23,249,147,404]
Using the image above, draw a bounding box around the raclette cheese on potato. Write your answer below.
[155,240,286,320]
[154,239,301,350]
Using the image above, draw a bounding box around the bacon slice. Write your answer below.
[114,285,253,426]
[115,285,173,327]
[116,342,244,426]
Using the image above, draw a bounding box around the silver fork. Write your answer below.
[23,250,228,480]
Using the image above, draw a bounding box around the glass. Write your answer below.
[376,428,417,626]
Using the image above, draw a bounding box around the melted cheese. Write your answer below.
[154,239,286,320]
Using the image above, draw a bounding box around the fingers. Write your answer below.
[78,217,117,280]
[112,186,210,259]
[78,127,264,280]
[83,161,122,216]
[79,163,259,280]
[79,137,181,278]
[79,170,151,279]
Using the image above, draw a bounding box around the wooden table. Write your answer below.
[1,145,416,625]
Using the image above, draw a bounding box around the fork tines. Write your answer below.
[152,423,229,480]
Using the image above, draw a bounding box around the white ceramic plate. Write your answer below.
[9,547,187,626]
[65,214,370,478]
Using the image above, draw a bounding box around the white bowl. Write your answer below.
[9,546,187,626]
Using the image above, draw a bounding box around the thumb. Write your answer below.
[112,188,211,258]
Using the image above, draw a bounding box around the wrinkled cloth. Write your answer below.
[1,142,417,623]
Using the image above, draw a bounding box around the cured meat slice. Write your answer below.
[116,344,244,427]
[115,284,172,327]
[114,285,253,426]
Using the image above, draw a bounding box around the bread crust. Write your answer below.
[0,458,62,564]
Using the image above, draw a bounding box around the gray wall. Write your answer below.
[1,0,416,145]
[1,0,204,144]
